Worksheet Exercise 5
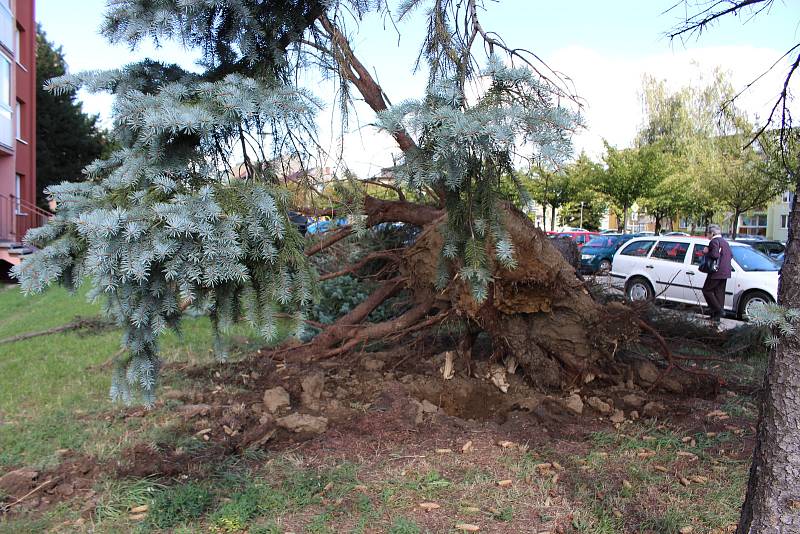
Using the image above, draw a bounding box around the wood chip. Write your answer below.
[435,448,453,454]
[223,425,234,436]
[534,463,552,471]
[677,451,698,460]
[455,524,481,532]
[129,504,148,514]
[654,465,668,473]
[681,436,692,443]
[462,440,474,453]
[497,440,517,449]
[462,506,481,513]
[419,502,441,511]
[195,428,212,435]
[679,476,691,486]
[353,485,368,492]
[622,480,632,489]
[496,479,512,487]
[551,461,563,471]
[690,475,708,484]
[128,513,147,521]
[679,527,694,534]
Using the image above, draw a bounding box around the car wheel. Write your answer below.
[625,277,654,303]
[739,291,774,321]
[598,259,612,273]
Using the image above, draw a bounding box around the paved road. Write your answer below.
[591,274,745,331]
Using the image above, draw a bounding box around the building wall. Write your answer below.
[0,0,35,243]
[767,191,792,242]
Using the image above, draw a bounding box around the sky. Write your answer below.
[37,0,800,177]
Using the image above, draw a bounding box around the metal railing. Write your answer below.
[0,192,53,244]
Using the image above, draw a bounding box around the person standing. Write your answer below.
[702,224,733,322]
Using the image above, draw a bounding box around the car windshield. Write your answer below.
[586,236,620,248]
[732,246,780,272]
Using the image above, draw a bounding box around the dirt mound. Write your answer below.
[0,451,100,516]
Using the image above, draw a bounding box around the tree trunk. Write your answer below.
[737,187,800,532]
[542,205,547,229]
[550,205,556,231]
[622,205,628,234]
[732,209,741,237]
[654,215,662,235]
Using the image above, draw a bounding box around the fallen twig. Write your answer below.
[0,317,114,345]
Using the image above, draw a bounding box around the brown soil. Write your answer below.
[0,329,754,528]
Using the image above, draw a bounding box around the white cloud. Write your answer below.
[551,45,800,159]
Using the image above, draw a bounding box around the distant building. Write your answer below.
[0,0,45,269]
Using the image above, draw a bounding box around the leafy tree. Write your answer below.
[558,154,606,230]
[709,130,790,236]
[14,0,618,402]
[35,26,108,206]
[527,164,576,231]
[594,142,668,233]
[639,172,693,234]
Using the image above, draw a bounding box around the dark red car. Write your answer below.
[549,231,600,249]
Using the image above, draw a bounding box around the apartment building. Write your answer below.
[0,0,45,269]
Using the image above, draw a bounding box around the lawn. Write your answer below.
[0,281,761,533]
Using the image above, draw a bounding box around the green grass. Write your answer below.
[0,282,270,468]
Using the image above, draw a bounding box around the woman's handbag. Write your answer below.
[698,251,719,274]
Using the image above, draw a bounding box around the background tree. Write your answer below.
[35,26,108,207]
[639,171,693,234]
[527,163,576,230]
[668,1,800,531]
[709,129,790,236]
[558,153,606,230]
[594,142,667,233]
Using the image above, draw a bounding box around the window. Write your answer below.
[14,173,21,214]
[620,240,655,257]
[15,99,20,140]
[783,191,795,204]
[739,213,768,236]
[0,1,11,53]
[691,244,706,265]
[781,215,789,229]
[731,247,780,272]
[0,53,10,147]
[651,241,689,263]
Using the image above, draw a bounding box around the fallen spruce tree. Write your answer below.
[15,0,692,403]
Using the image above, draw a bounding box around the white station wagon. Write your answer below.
[609,236,780,319]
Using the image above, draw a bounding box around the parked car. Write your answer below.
[554,231,600,249]
[579,234,636,274]
[307,217,348,234]
[664,231,690,236]
[735,238,785,258]
[610,236,779,320]
[288,211,309,235]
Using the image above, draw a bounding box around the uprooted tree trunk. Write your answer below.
[285,196,638,389]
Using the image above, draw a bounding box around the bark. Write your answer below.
[622,205,628,234]
[737,185,800,532]
[542,205,547,229]
[732,209,741,237]
[550,205,556,231]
